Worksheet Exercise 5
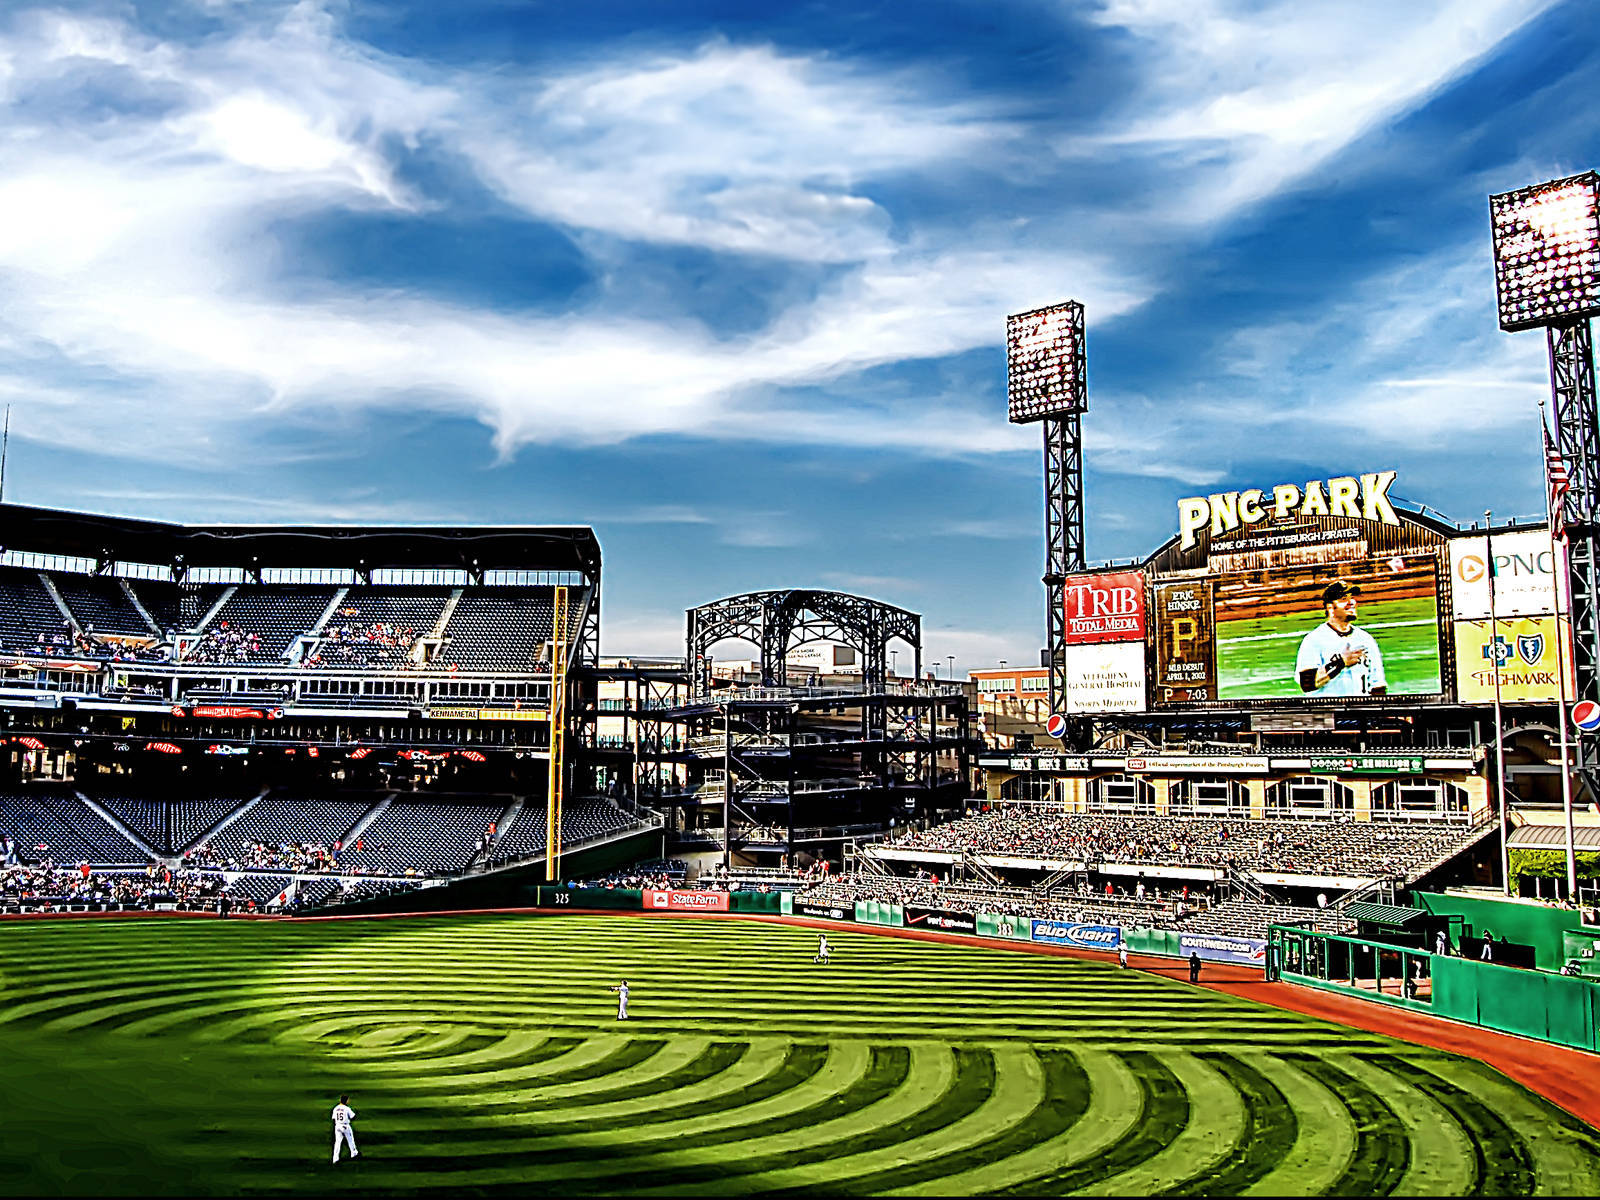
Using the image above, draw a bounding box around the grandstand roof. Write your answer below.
[0,502,600,577]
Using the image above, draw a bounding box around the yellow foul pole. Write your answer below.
[546,585,568,881]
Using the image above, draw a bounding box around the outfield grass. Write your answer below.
[1,913,1596,1196]
[1216,596,1443,700]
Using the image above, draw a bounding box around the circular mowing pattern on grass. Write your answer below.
[0,913,1596,1197]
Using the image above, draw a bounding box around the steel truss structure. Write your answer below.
[1042,413,1087,718]
[633,688,970,871]
[686,590,920,694]
[1549,319,1600,796]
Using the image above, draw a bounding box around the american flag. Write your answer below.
[1546,420,1572,542]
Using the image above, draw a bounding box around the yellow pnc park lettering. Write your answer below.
[1177,471,1399,551]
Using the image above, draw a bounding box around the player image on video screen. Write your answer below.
[1295,580,1386,697]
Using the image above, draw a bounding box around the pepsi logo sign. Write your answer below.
[1045,714,1067,739]
[1574,701,1600,733]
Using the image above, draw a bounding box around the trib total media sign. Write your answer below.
[1063,571,1145,644]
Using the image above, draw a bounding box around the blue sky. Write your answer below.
[0,0,1595,671]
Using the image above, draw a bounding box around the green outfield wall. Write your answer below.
[1412,890,1589,969]
[1273,924,1600,1053]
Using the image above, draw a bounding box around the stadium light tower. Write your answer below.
[1006,300,1088,719]
[1490,173,1600,793]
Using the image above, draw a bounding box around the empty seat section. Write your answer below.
[92,796,167,852]
[207,797,373,856]
[494,799,633,860]
[135,582,224,634]
[171,797,253,851]
[0,569,71,652]
[348,801,505,874]
[187,587,337,663]
[52,577,151,636]
[436,588,567,671]
[307,587,451,669]
[0,789,143,864]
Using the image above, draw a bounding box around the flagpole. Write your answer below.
[1540,399,1579,900]
[1488,509,1510,897]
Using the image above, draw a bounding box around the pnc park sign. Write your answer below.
[1177,470,1400,551]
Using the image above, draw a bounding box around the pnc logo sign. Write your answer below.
[1456,555,1487,583]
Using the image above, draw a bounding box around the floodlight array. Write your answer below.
[1490,172,1600,332]
[1007,300,1086,423]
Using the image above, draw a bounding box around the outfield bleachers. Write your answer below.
[348,800,505,875]
[491,798,636,862]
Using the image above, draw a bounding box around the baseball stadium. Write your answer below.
[6,170,1600,1196]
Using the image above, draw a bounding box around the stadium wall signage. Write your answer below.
[1305,755,1425,775]
[645,890,730,912]
[1030,920,1121,949]
[794,901,854,922]
[1452,615,1575,704]
[1177,471,1399,551]
[1179,933,1267,965]
[174,705,282,720]
[1126,755,1269,773]
[1062,571,1146,644]
[903,906,977,933]
[1448,531,1564,620]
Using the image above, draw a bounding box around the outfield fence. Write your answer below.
[532,886,1273,966]
[1270,923,1600,1053]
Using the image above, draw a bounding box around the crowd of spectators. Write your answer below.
[890,810,1478,881]
[570,859,690,891]
[183,622,263,665]
[0,862,232,912]
[304,622,419,668]
[0,626,167,663]
[186,839,365,875]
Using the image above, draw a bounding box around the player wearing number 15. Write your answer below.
[1295,581,1387,697]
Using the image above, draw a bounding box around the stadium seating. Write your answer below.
[346,800,506,875]
[491,798,636,861]
[187,587,338,663]
[203,795,376,859]
[90,794,254,856]
[53,576,153,637]
[0,788,144,864]
[0,569,72,653]
[435,588,564,672]
[304,587,451,669]
[887,810,1487,883]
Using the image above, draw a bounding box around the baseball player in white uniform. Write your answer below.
[331,1095,358,1163]
[814,933,830,964]
[613,980,629,1020]
[1295,581,1387,697]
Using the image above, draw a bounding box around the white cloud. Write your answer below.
[0,6,1141,468]
[1083,0,1555,222]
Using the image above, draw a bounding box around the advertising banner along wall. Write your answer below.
[794,901,854,922]
[1179,932,1268,965]
[904,906,978,934]
[1031,920,1122,949]
[644,890,730,913]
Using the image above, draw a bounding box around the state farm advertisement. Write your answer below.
[1062,571,1146,644]
[645,890,729,912]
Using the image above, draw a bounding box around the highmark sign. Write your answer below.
[1177,470,1399,550]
